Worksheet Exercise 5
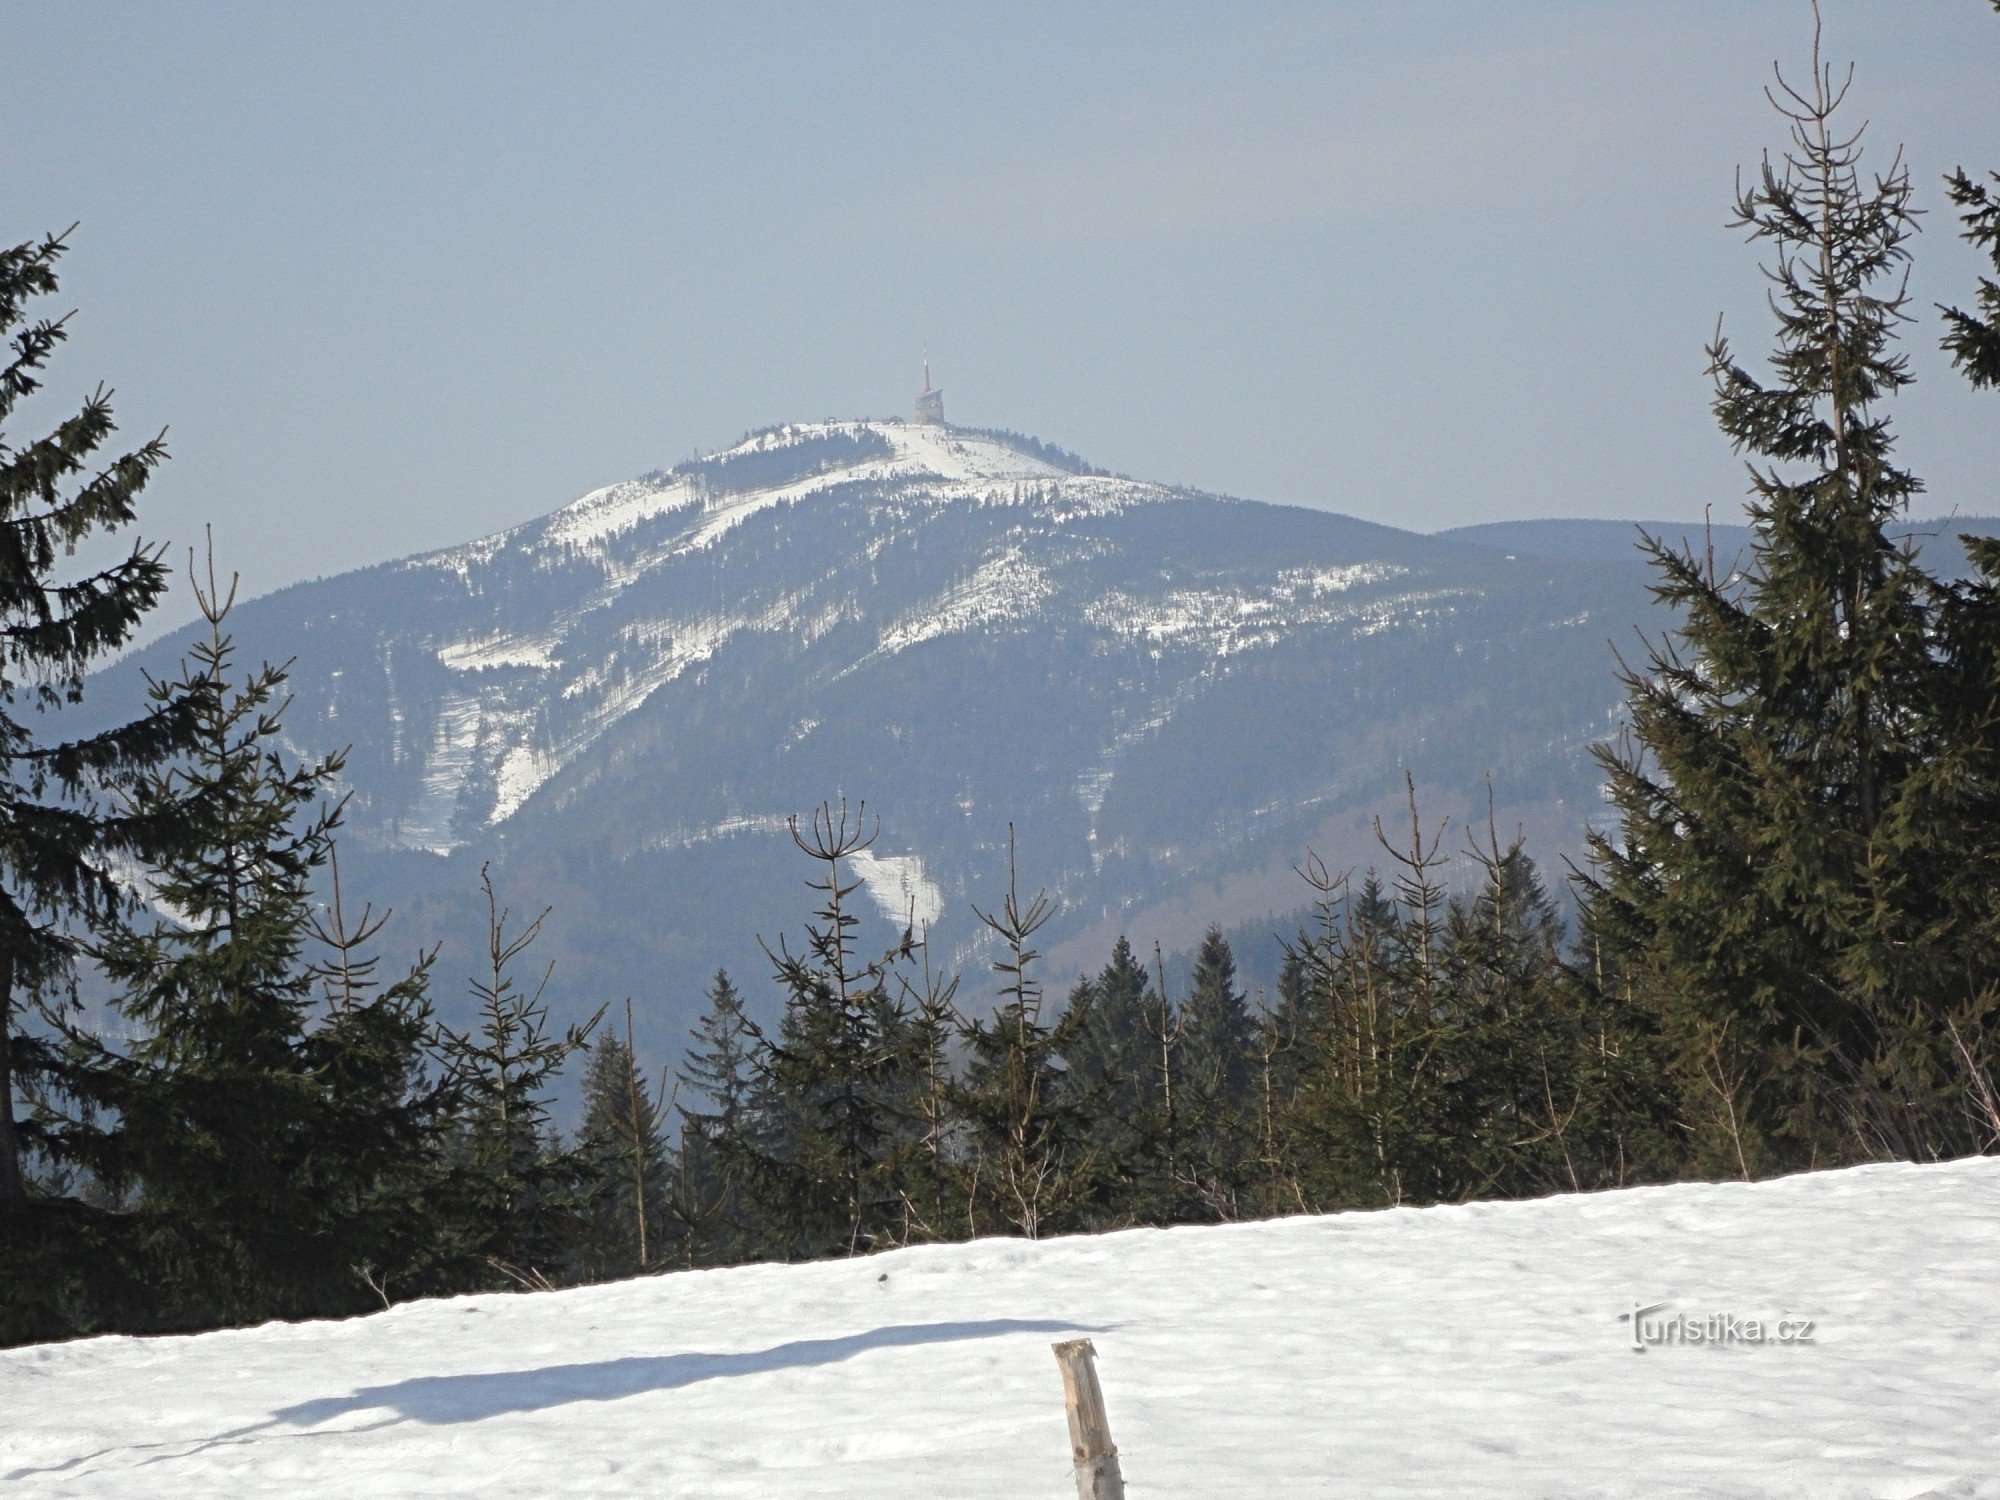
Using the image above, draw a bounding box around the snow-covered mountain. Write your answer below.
[7,1157,1995,1495]
[97,418,1657,1048]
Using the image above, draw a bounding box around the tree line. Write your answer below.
[4,9,2000,1342]
[587,793,1678,1279]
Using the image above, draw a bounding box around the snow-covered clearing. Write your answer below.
[4,1159,1995,1497]
[845,847,945,929]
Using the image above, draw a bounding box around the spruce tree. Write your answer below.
[742,802,914,1258]
[300,850,448,1311]
[890,937,963,1243]
[78,556,441,1328]
[1282,786,1457,1211]
[1455,840,1562,1186]
[1585,18,2000,1170]
[1178,927,1254,1214]
[0,230,194,1219]
[1246,981,1302,1218]
[1283,882,1377,1210]
[958,831,1077,1238]
[573,1009,666,1280]
[441,865,599,1287]
[1269,944,1312,1097]
[674,967,758,1263]
[1135,944,1195,1221]
[1056,935,1155,1222]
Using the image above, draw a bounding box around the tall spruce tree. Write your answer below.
[743,802,915,1259]
[1281,796,1458,1213]
[1246,978,1303,1218]
[300,849,449,1311]
[1930,4,2000,1151]
[1056,935,1154,1222]
[79,555,442,1329]
[959,831,1077,1238]
[573,1010,666,1280]
[1127,943,1192,1223]
[1178,927,1254,1215]
[890,935,963,1243]
[1585,15,2000,1171]
[674,968,757,1263]
[1439,824,1646,1199]
[0,230,194,1220]
[1447,835,1573,1194]
[442,865,599,1287]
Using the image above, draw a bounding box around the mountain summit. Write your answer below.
[102,418,1653,1044]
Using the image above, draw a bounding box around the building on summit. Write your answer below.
[913,358,945,425]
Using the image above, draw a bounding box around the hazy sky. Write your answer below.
[7,2,1997,630]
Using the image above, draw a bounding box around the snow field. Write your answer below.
[4,1157,1996,1497]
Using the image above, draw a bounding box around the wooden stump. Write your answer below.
[1052,1339,1126,1500]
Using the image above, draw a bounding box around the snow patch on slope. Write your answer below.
[398,692,484,854]
[1084,565,1415,657]
[875,550,1053,657]
[438,633,557,672]
[542,476,692,552]
[644,813,794,855]
[491,745,555,826]
[846,849,945,929]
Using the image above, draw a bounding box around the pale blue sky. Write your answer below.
[7,2,1997,628]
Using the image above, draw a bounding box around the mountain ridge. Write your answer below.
[85,419,1704,1051]
[1440,514,2000,574]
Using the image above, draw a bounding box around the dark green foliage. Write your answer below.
[1056,936,1156,1221]
[14,9,1999,1333]
[1942,165,2000,389]
[296,852,451,1310]
[1441,830,1581,1195]
[739,803,916,1259]
[66,568,446,1330]
[438,865,600,1286]
[1443,828,1675,1197]
[672,968,758,1264]
[1584,29,2000,1173]
[889,942,964,1244]
[1939,6,2000,388]
[957,831,1079,1238]
[1178,927,1254,1214]
[0,229,194,1222]
[1279,793,1457,1210]
[573,1012,668,1280]
[1262,786,1677,1216]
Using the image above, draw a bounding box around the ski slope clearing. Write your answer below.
[5,1159,1996,1497]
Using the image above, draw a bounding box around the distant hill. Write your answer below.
[1441,515,2000,581]
[80,420,1759,1056]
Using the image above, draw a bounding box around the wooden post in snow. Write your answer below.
[1052,1338,1126,1500]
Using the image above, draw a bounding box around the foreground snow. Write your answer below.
[5,1159,1997,1497]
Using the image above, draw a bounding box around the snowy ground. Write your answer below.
[5,1159,1997,1498]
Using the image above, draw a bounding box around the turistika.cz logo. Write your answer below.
[1617,1302,1816,1352]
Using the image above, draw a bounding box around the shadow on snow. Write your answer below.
[274,1317,1094,1429]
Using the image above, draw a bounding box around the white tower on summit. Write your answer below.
[913,357,946,425]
